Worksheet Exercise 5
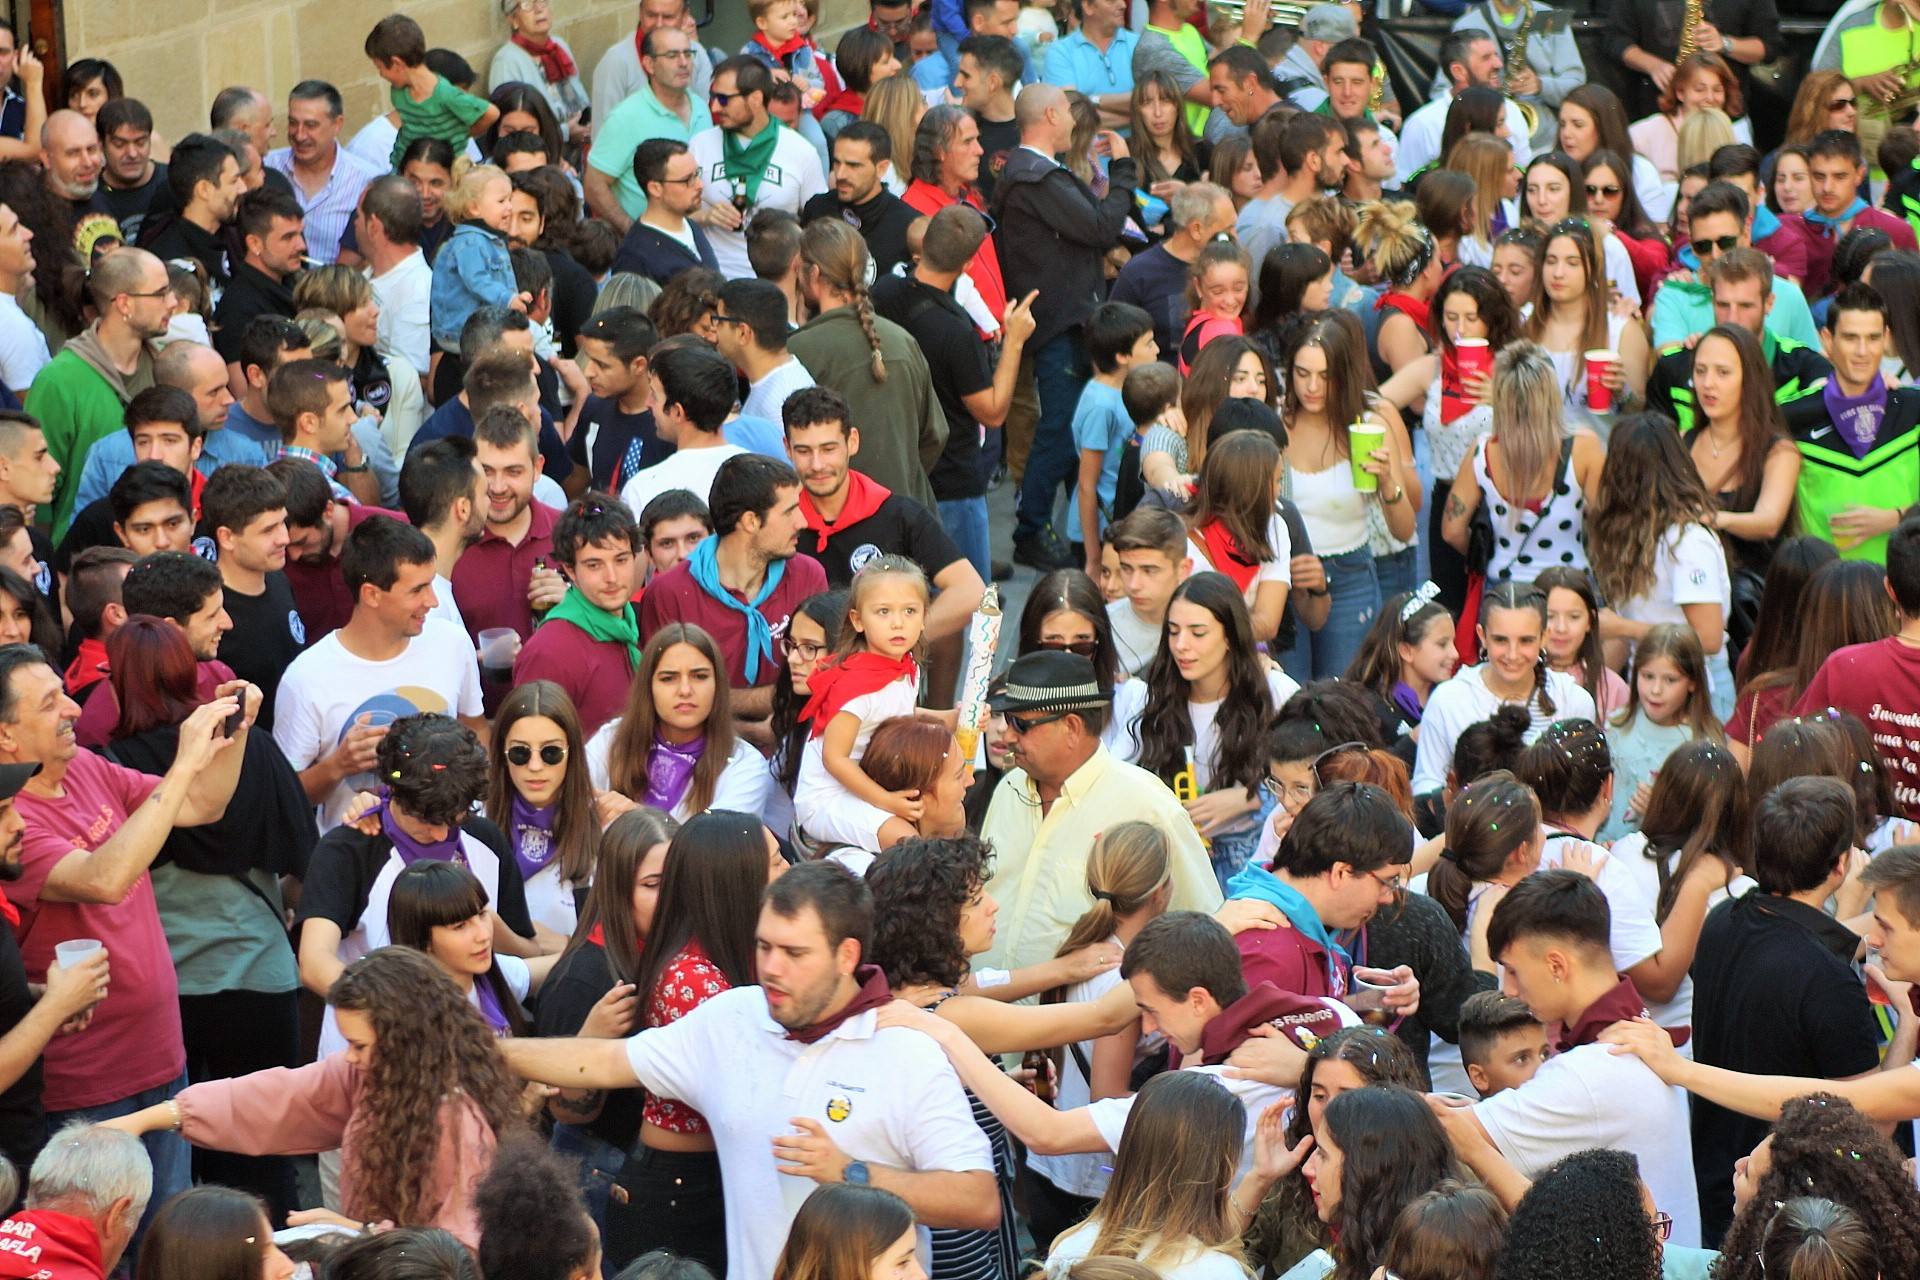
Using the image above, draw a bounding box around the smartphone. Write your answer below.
[1275,1249,1334,1280]
[224,686,247,738]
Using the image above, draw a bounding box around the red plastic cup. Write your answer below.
[1585,350,1619,413]
[1456,337,1492,382]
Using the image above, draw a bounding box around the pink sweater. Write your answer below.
[177,1052,499,1247]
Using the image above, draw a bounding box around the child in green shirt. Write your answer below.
[366,14,499,169]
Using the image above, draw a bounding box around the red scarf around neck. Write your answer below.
[1438,348,1479,425]
[512,32,576,84]
[1377,290,1431,332]
[800,651,918,738]
[798,470,892,553]
[814,85,866,120]
[752,31,809,64]
[787,964,893,1042]
[1194,519,1260,593]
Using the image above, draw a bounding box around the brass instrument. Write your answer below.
[1675,0,1704,65]
[1862,59,1920,118]
[1508,0,1536,85]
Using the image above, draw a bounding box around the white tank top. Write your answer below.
[1287,461,1370,556]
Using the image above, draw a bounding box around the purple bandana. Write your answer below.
[1391,680,1426,726]
[510,793,558,884]
[644,734,705,814]
[473,976,510,1034]
[1824,372,1887,461]
[379,797,467,866]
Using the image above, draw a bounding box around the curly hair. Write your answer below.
[475,1134,596,1280]
[327,948,523,1228]
[866,835,995,989]
[1494,1148,1660,1280]
[1714,1094,1920,1280]
[378,714,490,826]
[1321,1086,1459,1280]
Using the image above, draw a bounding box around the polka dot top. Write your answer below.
[1470,434,1590,582]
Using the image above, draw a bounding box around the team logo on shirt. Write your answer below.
[192,535,219,563]
[825,1095,852,1122]
[847,544,884,575]
[289,611,307,645]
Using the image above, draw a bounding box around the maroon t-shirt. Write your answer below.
[283,504,407,644]
[513,619,634,738]
[1795,636,1920,819]
[451,502,560,646]
[1236,920,1345,1002]
[638,554,829,690]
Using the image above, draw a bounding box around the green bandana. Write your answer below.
[544,586,642,672]
[723,118,782,207]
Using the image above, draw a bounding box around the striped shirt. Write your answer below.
[263,144,383,266]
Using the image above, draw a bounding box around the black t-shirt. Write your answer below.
[802,492,965,586]
[212,263,296,365]
[1108,244,1192,366]
[217,571,308,730]
[52,497,118,577]
[799,190,919,279]
[0,920,44,1177]
[534,942,646,1150]
[570,398,666,495]
[544,248,598,358]
[870,275,993,501]
[975,116,1021,205]
[1690,892,1882,1241]
[294,815,536,942]
[91,163,168,243]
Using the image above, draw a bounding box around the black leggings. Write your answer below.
[178,989,302,1225]
[1428,478,1470,615]
[606,1145,727,1276]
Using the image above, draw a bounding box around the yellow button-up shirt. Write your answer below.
[979,744,1223,975]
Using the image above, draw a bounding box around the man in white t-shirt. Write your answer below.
[1436,869,1701,1246]
[502,859,997,1280]
[885,910,1351,1178]
[0,199,47,395]
[718,278,815,423]
[398,435,483,639]
[272,514,484,829]
[619,344,746,518]
[688,58,826,280]
[1106,506,1191,677]
[356,175,432,390]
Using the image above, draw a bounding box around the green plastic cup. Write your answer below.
[1348,418,1386,492]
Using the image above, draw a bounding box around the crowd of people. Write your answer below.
[0,0,1909,1277]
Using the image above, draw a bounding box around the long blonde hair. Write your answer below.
[1488,340,1566,506]
[1054,822,1170,960]
[1077,1072,1246,1266]
[801,219,888,383]
[861,76,923,185]
[1676,108,1736,171]
[1444,133,1511,247]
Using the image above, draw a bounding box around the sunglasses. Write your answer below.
[1692,233,1741,257]
[1006,710,1071,734]
[1037,638,1099,657]
[1830,96,1857,109]
[1310,740,1369,787]
[506,743,567,767]
[1583,182,1621,198]
[709,90,741,105]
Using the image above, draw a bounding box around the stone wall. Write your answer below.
[55,0,865,153]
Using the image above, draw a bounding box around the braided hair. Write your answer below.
[800,219,888,384]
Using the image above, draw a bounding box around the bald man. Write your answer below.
[40,109,101,209]
[72,341,257,511]
[23,248,166,534]
[991,81,1140,573]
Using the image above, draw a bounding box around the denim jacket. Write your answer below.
[430,222,516,351]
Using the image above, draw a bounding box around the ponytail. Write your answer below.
[1046,821,1170,1003]
[1427,772,1541,932]
[801,219,888,384]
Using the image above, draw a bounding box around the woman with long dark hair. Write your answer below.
[1557,84,1669,223]
[1863,251,1920,383]
[484,680,598,937]
[1110,573,1296,881]
[105,615,313,1222]
[590,623,770,822]
[1730,537,1838,694]
[767,590,847,839]
[1017,569,1121,691]
[105,946,523,1246]
[1686,323,1799,592]
[1344,588,1460,741]
[1248,243,1333,348]
[1129,71,1202,193]
[1729,559,1891,765]
[1582,149,1670,304]
[136,1185,295,1280]
[1307,1086,1460,1280]
[1525,221,1650,420]
[1140,334,1274,498]
[1495,1149,1665,1280]
[388,859,561,1038]
[482,82,564,168]
[1535,567,1629,722]
[606,811,785,1275]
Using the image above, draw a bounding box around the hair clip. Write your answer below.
[389,770,403,780]
[1399,581,1441,623]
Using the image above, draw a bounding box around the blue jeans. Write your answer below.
[50,1069,191,1243]
[552,1123,628,1278]
[938,496,992,581]
[1282,546,1381,682]
[1016,329,1089,543]
[1209,787,1279,892]
[1375,544,1418,601]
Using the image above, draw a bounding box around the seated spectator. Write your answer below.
[0,1124,150,1280]
[512,492,642,737]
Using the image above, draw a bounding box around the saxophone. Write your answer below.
[1506,0,1540,135]
[1675,0,1704,65]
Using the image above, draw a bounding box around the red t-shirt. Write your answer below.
[12,752,181,1110]
[1725,681,1791,752]
[638,554,829,690]
[512,619,633,739]
[1795,637,1920,819]
[1235,921,1345,1002]
[283,504,407,644]
[0,1209,106,1279]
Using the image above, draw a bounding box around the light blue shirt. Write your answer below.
[1649,274,1819,351]
[1070,379,1132,531]
[1041,27,1139,100]
[723,413,785,458]
[263,144,383,266]
[73,424,269,512]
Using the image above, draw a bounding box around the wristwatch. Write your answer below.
[338,459,371,474]
[843,1160,871,1185]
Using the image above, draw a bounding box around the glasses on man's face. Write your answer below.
[1006,710,1070,735]
[710,90,740,106]
[1366,866,1407,895]
[505,743,567,767]
[781,636,827,663]
[1584,182,1621,198]
[1036,638,1099,658]
[1692,233,1741,258]
[121,284,174,301]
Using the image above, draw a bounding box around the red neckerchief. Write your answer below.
[1438,347,1479,425]
[587,923,605,946]
[752,30,808,64]
[1556,975,1688,1051]
[0,888,17,928]
[1198,983,1346,1064]
[814,85,865,119]
[511,32,577,84]
[1378,290,1431,331]
[62,637,109,697]
[798,471,892,554]
[1195,519,1259,593]
[800,651,918,738]
[189,468,206,521]
[787,964,892,1043]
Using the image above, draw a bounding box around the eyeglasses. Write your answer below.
[1310,740,1369,787]
[120,284,174,300]
[1006,709,1071,735]
[1036,638,1099,657]
[1692,233,1741,257]
[506,743,567,767]
[1830,96,1857,109]
[660,170,702,186]
[1651,1211,1674,1243]
[781,636,827,663]
[709,90,741,105]
[1583,182,1621,198]
[1366,866,1407,894]
[711,311,751,328]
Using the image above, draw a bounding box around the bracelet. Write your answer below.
[166,1100,182,1132]
[1382,486,1405,505]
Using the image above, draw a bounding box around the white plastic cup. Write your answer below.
[54,939,102,969]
